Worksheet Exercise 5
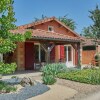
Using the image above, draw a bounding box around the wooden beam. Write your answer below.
[40,43,55,63]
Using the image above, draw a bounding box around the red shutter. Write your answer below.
[60,45,64,61]
[50,46,55,62]
[25,42,34,70]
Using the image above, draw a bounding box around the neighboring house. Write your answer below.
[7,17,82,70]
[82,38,100,65]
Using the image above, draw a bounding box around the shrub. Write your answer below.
[0,62,17,74]
[95,53,100,60]
[42,75,56,85]
[42,63,67,77]
[42,63,66,85]
[57,69,100,85]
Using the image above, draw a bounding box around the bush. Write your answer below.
[42,75,56,85]
[42,63,67,76]
[95,53,100,60]
[0,62,17,74]
[94,53,100,66]
[57,69,100,85]
[42,63,66,85]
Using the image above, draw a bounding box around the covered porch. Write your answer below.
[15,29,81,70]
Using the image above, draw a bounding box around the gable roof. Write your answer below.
[18,17,80,38]
[11,29,80,43]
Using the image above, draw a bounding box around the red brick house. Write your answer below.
[10,17,82,70]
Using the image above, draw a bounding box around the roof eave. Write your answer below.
[31,36,80,43]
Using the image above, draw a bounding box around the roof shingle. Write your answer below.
[11,29,80,42]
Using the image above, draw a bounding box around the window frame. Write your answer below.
[48,26,54,32]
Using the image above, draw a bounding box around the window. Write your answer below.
[48,26,54,32]
[83,46,96,51]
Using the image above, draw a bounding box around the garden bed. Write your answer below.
[57,69,100,85]
[0,78,49,100]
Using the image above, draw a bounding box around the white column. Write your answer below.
[72,46,73,66]
[67,46,68,63]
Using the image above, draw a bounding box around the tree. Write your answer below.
[83,5,100,39]
[0,0,31,74]
[34,15,48,22]
[59,15,76,30]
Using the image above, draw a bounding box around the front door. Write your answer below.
[25,42,34,70]
[64,45,73,67]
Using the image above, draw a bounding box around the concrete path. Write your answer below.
[3,71,42,79]
[28,84,78,100]
[81,91,100,100]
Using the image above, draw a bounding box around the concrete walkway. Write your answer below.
[3,71,42,79]
[81,91,100,100]
[28,84,78,100]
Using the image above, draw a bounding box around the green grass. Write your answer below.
[57,69,100,85]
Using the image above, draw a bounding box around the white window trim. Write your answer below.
[64,45,74,67]
[34,43,41,62]
[48,26,54,32]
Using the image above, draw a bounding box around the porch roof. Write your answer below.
[11,29,81,43]
[82,38,100,46]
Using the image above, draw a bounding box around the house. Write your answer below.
[82,38,100,65]
[7,17,82,70]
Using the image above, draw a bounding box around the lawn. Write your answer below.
[57,68,100,85]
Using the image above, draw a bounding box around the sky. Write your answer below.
[14,0,100,34]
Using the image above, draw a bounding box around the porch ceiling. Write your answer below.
[11,29,81,43]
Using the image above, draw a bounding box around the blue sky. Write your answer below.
[14,0,100,34]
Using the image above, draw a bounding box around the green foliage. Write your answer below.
[0,0,32,53]
[34,15,48,22]
[42,75,56,85]
[57,69,100,85]
[0,81,17,93]
[0,38,16,53]
[83,5,100,39]
[42,63,67,85]
[59,15,76,30]
[0,0,32,74]
[0,62,17,74]
[95,53,100,60]
[42,63,67,76]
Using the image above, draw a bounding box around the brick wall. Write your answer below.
[17,42,25,70]
[82,50,96,64]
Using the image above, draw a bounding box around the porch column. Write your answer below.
[46,48,51,63]
[39,44,41,62]
[77,42,81,66]
[17,42,25,70]
[80,42,82,66]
